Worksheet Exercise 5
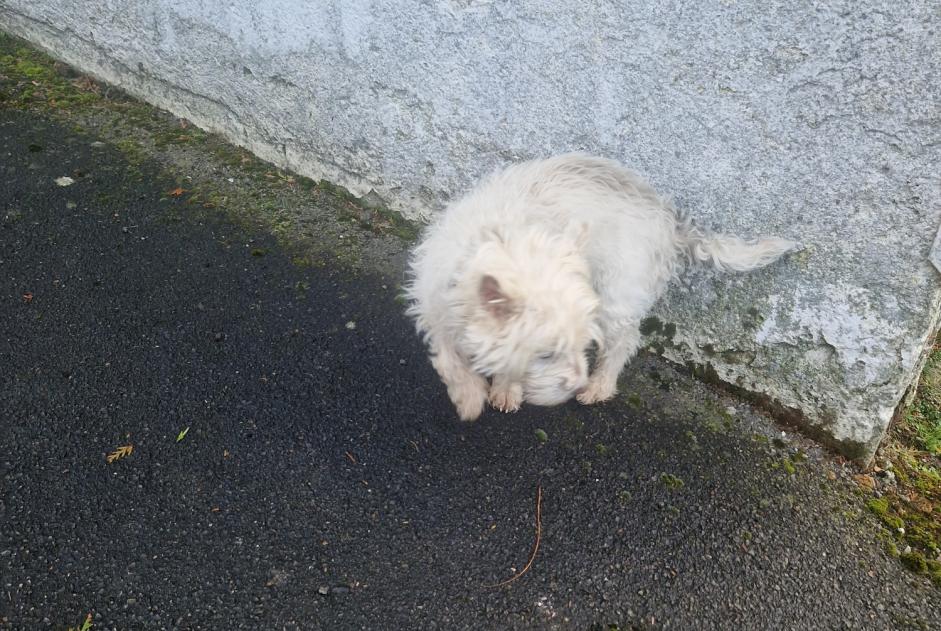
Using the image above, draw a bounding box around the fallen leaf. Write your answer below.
[853,474,875,490]
[909,496,934,514]
[106,444,133,463]
[176,427,190,442]
[168,187,186,197]
[22,292,33,303]
[72,76,99,93]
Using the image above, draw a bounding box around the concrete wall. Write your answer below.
[3,0,939,462]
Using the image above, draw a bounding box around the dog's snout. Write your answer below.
[567,377,589,393]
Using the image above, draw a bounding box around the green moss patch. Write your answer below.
[660,473,684,490]
[857,337,941,587]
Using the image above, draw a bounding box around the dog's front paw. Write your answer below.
[448,376,489,421]
[489,382,523,413]
[576,378,617,405]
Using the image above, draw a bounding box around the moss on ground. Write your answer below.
[858,338,941,587]
[906,348,941,456]
[660,473,684,489]
[0,41,101,109]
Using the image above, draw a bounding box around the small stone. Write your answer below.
[54,176,75,186]
[345,321,356,330]
[903,545,912,555]
[725,406,737,416]
[66,201,77,209]
[361,190,385,210]
[317,586,329,595]
[90,141,106,148]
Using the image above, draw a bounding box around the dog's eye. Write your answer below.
[537,351,557,361]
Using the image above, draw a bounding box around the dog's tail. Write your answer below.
[678,220,800,273]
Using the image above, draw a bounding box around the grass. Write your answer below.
[67,613,92,631]
[905,348,941,455]
[859,338,941,587]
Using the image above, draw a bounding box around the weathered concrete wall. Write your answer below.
[3,0,939,462]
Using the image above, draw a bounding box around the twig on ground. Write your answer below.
[484,484,542,588]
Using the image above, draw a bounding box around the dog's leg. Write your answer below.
[430,338,489,421]
[577,322,641,405]
[489,374,523,413]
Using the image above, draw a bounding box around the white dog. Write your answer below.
[405,153,798,421]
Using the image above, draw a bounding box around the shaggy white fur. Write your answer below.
[405,153,799,421]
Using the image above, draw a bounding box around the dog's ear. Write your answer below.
[479,274,515,320]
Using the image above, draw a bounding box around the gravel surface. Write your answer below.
[1,111,938,630]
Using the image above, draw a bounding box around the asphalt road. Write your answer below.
[1,111,939,630]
